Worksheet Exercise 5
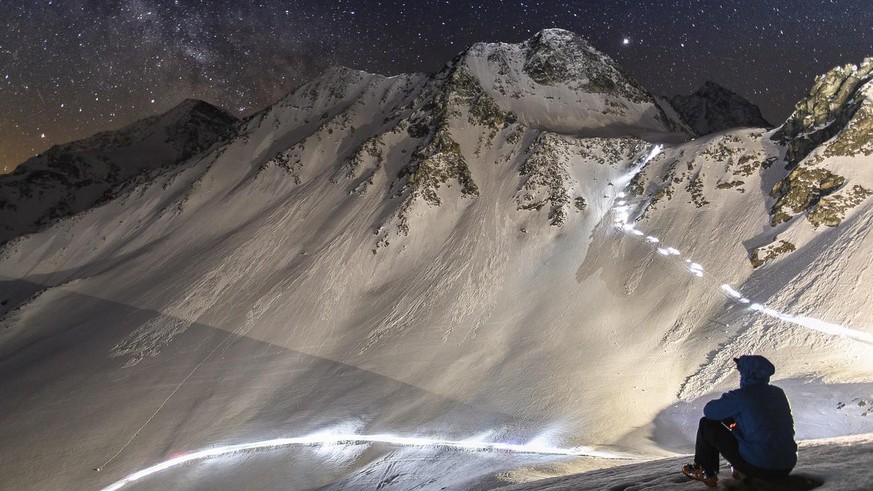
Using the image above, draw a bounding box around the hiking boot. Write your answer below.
[682,463,718,488]
[731,466,745,480]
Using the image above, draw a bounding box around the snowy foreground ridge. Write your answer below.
[1,29,873,490]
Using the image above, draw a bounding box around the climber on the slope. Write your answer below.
[682,355,797,488]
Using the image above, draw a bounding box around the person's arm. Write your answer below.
[703,390,741,421]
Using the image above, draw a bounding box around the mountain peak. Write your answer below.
[530,27,593,47]
[519,28,645,102]
[458,29,680,138]
[0,98,238,245]
[667,81,770,136]
[172,98,234,117]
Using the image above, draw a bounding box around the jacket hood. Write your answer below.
[735,355,775,387]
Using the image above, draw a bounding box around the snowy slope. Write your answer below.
[0,99,238,245]
[500,434,873,490]
[0,32,872,491]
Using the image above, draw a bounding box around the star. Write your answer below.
[622,37,630,45]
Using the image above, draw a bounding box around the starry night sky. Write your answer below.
[1,0,871,172]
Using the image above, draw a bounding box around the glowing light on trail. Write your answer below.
[719,284,751,304]
[748,304,873,345]
[611,143,873,346]
[684,261,704,277]
[615,144,663,186]
[99,432,625,491]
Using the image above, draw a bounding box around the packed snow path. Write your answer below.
[100,432,626,491]
[614,145,873,346]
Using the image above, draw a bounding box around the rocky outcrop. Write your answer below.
[396,65,496,207]
[750,239,796,268]
[773,58,873,167]
[667,81,771,136]
[516,133,574,226]
[386,64,501,236]
[768,167,846,226]
[522,29,650,104]
[767,58,873,227]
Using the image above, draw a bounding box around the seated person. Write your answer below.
[682,355,797,487]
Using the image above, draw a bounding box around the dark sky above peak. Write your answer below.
[1,0,871,171]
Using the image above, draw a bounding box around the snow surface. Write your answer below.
[499,434,873,490]
[1,30,872,490]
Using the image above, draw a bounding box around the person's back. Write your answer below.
[707,381,797,471]
[683,355,797,487]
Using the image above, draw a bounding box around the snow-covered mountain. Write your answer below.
[665,81,771,136]
[0,30,872,491]
[0,99,238,245]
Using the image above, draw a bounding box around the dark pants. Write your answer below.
[695,417,791,479]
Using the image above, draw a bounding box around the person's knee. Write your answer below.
[698,417,719,431]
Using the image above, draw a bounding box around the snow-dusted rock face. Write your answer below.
[462,28,685,138]
[0,31,872,491]
[775,58,873,167]
[769,62,873,228]
[666,81,771,136]
[0,99,238,245]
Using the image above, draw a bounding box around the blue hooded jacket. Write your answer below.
[703,355,797,471]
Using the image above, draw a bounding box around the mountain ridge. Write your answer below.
[0,98,238,245]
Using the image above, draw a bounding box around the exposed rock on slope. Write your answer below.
[462,28,685,137]
[769,59,873,227]
[667,81,771,136]
[774,58,873,167]
[0,99,238,244]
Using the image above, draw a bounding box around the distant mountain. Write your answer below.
[0,99,238,245]
[1,30,872,491]
[666,81,771,136]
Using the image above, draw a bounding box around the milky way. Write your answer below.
[1,0,870,171]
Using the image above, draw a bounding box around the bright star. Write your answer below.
[622,37,630,45]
